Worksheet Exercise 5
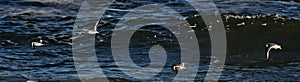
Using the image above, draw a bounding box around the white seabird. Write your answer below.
[87,19,100,34]
[31,40,44,49]
[172,62,186,74]
[265,43,282,61]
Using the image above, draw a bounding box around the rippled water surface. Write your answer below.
[0,0,300,81]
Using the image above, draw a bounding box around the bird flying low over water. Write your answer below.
[21,74,38,82]
[31,40,44,49]
[265,43,282,61]
[172,62,186,74]
[87,19,100,34]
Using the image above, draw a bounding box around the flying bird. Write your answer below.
[31,40,44,49]
[172,62,186,74]
[87,19,100,34]
[21,74,38,82]
[265,43,282,61]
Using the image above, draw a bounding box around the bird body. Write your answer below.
[26,80,38,82]
[265,43,282,61]
[172,62,186,74]
[87,30,99,34]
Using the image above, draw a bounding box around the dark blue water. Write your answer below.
[0,0,299,81]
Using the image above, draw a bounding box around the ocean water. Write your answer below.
[0,0,299,81]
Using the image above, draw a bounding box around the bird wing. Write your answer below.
[93,19,101,31]
[266,46,273,60]
[21,74,33,80]
[172,67,179,74]
[172,66,176,71]
[31,42,35,49]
